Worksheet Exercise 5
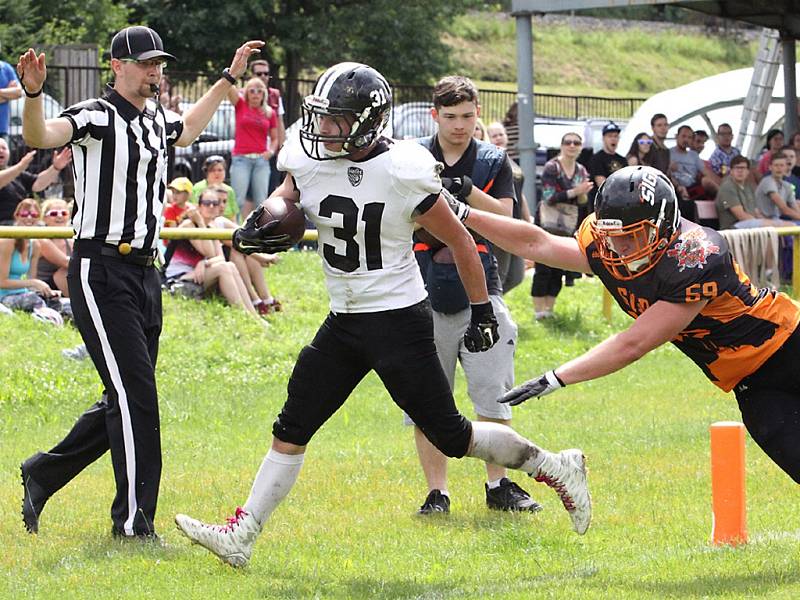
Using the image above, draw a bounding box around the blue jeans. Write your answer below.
[230,154,271,212]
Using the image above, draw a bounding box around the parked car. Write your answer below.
[391,102,435,140]
[172,101,235,181]
[8,93,65,168]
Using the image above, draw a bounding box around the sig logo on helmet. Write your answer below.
[638,169,660,206]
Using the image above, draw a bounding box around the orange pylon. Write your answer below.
[710,421,747,546]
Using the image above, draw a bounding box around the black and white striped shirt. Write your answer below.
[61,86,183,251]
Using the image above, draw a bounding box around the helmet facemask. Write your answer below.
[591,211,672,280]
[300,95,389,161]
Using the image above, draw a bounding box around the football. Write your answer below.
[256,197,307,245]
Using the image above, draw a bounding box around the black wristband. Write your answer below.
[21,82,43,98]
[221,68,236,85]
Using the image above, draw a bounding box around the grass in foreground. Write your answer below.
[1,252,799,599]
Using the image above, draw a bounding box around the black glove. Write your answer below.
[463,301,499,352]
[441,189,470,222]
[441,175,473,201]
[232,206,294,255]
[500,370,565,406]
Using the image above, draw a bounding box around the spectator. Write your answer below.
[589,121,626,194]
[781,145,800,201]
[164,177,194,227]
[192,155,238,222]
[250,59,286,194]
[790,131,800,177]
[487,120,531,294]
[0,55,22,145]
[164,189,259,317]
[708,123,741,178]
[757,129,785,177]
[669,124,718,206]
[473,117,488,141]
[0,199,61,316]
[533,132,593,319]
[208,183,281,315]
[625,132,654,166]
[226,77,278,219]
[36,198,73,296]
[755,152,800,222]
[716,155,783,230]
[649,113,671,175]
[692,129,709,154]
[0,140,71,224]
[502,101,519,162]
[158,74,182,114]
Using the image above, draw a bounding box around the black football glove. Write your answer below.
[463,301,499,352]
[441,189,470,223]
[499,370,565,406]
[441,175,473,201]
[232,206,294,255]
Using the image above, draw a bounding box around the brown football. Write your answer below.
[256,197,306,245]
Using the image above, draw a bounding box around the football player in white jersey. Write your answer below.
[175,62,591,567]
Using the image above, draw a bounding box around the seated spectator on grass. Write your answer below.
[36,198,72,297]
[692,129,709,154]
[754,152,800,222]
[192,155,239,222]
[164,177,194,227]
[790,131,800,176]
[708,123,740,178]
[0,199,63,320]
[625,132,654,167]
[649,113,671,175]
[164,190,258,317]
[669,124,718,203]
[0,140,71,224]
[756,129,785,178]
[716,156,784,230]
[207,184,281,315]
[780,145,800,201]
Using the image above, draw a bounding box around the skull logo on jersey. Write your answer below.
[300,62,392,161]
[666,227,720,271]
[348,166,363,187]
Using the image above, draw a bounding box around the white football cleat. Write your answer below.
[175,507,262,567]
[533,449,592,535]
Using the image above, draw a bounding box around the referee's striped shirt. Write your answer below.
[61,85,184,251]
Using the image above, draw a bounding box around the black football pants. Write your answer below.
[25,251,162,536]
[735,325,800,484]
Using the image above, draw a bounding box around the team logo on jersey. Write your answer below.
[348,166,363,187]
[666,228,719,271]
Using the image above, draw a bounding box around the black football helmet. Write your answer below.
[300,62,392,160]
[591,165,680,280]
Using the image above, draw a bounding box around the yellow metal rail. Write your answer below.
[0,226,319,242]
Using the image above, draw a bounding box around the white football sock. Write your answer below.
[243,448,304,525]
[486,478,504,489]
[468,421,549,474]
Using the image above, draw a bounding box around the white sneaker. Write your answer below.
[533,449,591,535]
[175,507,262,567]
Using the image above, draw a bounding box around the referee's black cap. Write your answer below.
[111,26,176,62]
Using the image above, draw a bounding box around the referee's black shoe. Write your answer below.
[111,526,161,543]
[20,455,49,534]
[486,478,543,512]
[417,489,450,515]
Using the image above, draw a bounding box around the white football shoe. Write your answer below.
[175,507,262,567]
[532,449,592,535]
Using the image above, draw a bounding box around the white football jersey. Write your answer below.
[279,132,441,313]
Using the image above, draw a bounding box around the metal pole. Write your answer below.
[514,11,537,216]
[782,36,798,138]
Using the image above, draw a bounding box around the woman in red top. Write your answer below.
[227,77,279,218]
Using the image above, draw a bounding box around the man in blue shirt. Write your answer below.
[0,53,23,146]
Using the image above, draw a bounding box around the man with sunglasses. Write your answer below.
[250,59,285,194]
[16,25,264,540]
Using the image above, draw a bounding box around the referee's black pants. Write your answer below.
[26,249,163,536]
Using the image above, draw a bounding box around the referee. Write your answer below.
[16,27,264,539]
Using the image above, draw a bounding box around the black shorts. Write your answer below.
[734,325,800,483]
[272,299,472,457]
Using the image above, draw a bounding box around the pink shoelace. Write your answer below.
[215,506,248,533]
[534,474,576,511]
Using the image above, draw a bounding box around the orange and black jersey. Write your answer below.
[576,215,800,391]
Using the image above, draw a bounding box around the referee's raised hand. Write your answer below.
[228,41,266,80]
[17,48,47,95]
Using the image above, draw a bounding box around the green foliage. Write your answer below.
[2,254,800,598]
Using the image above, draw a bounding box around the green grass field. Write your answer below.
[2,252,799,599]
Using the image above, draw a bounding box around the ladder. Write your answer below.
[736,28,782,159]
